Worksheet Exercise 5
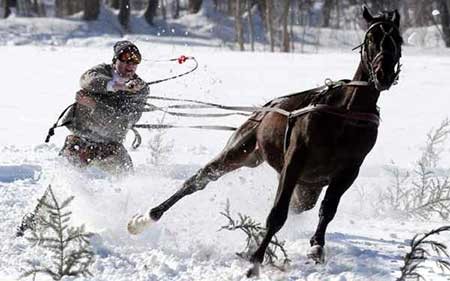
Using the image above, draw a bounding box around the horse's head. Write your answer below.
[360,6,403,91]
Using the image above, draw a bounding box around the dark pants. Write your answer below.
[60,135,133,174]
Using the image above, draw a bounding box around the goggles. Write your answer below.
[117,49,141,65]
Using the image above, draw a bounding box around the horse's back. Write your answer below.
[253,83,377,175]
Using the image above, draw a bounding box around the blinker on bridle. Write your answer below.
[353,20,402,90]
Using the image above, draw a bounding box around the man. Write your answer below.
[60,40,149,174]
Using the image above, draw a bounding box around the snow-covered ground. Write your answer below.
[1,6,450,281]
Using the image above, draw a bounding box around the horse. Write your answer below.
[128,6,403,277]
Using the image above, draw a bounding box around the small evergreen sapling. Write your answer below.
[16,187,51,237]
[22,185,95,280]
[219,200,290,270]
[397,225,450,281]
[382,119,450,219]
[147,114,174,166]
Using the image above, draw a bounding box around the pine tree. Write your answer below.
[397,226,450,281]
[220,200,290,270]
[22,185,95,280]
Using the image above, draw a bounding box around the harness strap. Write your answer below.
[133,124,237,131]
[282,103,380,154]
[317,106,380,126]
[289,104,380,125]
[131,127,142,149]
[45,103,76,143]
[345,81,371,87]
[283,114,295,154]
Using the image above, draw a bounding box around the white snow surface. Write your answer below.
[1,9,450,281]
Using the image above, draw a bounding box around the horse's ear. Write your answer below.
[362,5,373,22]
[393,9,401,27]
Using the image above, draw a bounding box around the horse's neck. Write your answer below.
[339,62,380,113]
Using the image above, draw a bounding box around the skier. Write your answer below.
[59,40,149,174]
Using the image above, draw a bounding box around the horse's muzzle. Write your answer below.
[372,54,398,91]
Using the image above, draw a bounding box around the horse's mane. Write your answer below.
[263,81,348,111]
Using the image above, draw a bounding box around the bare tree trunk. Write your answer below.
[257,0,266,27]
[17,0,33,16]
[299,0,307,53]
[414,0,433,26]
[438,0,450,47]
[247,0,255,51]
[32,0,46,16]
[235,0,245,51]
[290,0,295,52]
[161,0,166,20]
[72,0,83,15]
[281,0,291,52]
[55,0,62,17]
[188,0,202,13]
[335,0,340,29]
[133,0,147,10]
[62,0,71,15]
[109,0,120,9]
[172,0,179,18]
[322,0,333,27]
[3,0,16,18]
[55,0,78,16]
[144,0,158,25]
[400,0,410,28]
[266,0,274,52]
[118,0,131,31]
[83,0,100,20]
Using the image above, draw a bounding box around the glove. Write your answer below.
[107,76,127,92]
[107,76,145,94]
[124,78,147,93]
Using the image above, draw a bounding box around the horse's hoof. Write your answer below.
[307,245,325,264]
[246,262,260,278]
[127,211,156,235]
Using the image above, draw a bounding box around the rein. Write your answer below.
[44,56,198,144]
[146,56,198,86]
[46,56,380,154]
[136,80,380,152]
[44,103,76,143]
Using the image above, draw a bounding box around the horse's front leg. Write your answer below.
[128,122,261,235]
[307,166,360,263]
[246,141,305,277]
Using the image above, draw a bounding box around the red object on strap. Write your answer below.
[178,55,188,64]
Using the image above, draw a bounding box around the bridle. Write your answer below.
[355,20,402,90]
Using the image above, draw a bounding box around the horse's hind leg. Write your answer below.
[128,120,262,235]
[307,166,359,263]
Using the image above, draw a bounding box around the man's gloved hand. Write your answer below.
[124,78,147,93]
[108,77,146,94]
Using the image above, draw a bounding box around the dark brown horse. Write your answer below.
[128,6,403,277]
